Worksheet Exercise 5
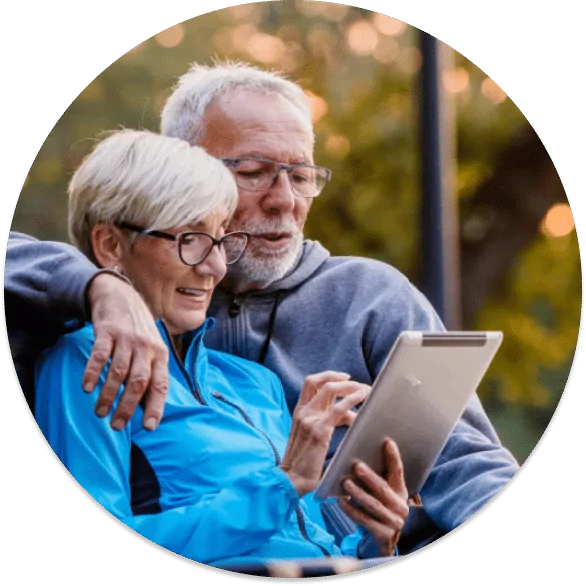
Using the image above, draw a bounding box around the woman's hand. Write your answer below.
[280,371,370,496]
[338,438,409,557]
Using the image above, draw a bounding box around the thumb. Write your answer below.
[384,438,408,497]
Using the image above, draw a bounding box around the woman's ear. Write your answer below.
[91,223,126,270]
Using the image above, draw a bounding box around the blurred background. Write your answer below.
[10,2,580,463]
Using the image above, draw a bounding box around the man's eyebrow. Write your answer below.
[239,152,310,164]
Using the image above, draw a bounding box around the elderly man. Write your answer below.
[5,61,518,555]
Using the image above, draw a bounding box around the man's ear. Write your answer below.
[91,223,125,270]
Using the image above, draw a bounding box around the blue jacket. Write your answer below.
[7,232,519,553]
[35,319,363,566]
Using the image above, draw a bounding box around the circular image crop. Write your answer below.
[4,1,581,579]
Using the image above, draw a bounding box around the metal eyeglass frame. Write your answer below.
[222,156,332,198]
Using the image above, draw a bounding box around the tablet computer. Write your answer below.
[314,331,503,500]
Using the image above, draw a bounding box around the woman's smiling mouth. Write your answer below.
[176,288,211,299]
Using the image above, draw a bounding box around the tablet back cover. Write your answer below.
[315,331,502,499]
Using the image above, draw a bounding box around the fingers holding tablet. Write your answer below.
[338,439,409,556]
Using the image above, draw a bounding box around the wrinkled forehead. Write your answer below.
[219,87,312,125]
[199,89,315,160]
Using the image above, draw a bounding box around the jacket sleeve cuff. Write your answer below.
[272,467,302,508]
[357,530,384,559]
[343,529,398,559]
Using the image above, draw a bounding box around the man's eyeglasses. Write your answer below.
[117,222,250,267]
[222,157,331,199]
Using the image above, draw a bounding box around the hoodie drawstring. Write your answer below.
[257,291,282,365]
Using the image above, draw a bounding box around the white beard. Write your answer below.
[226,218,303,291]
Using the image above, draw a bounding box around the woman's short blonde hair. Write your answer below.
[68,129,238,262]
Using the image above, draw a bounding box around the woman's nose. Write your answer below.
[194,244,227,280]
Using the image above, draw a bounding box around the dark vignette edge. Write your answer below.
[0,0,586,584]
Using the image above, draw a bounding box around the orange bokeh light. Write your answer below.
[442,68,470,94]
[481,78,507,104]
[230,24,257,52]
[322,3,350,22]
[154,24,185,48]
[372,14,407,36]
[346,21,379,55]
[325,134,351,158]
[541,203,575,237]
[247,33,286,64]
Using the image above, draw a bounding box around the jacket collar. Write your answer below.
[155,317,215,351]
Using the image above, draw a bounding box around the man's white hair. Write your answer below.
[161,61,314,145]
[68,129,238,262]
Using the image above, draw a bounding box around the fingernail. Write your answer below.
[111,418,125,431]
[356,462,367,473]
[144,417,157,431]
[83,383,94,393]
[96,406,109,418]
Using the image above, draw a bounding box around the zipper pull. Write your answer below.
[212,390,224,400]
[229,296,242,317]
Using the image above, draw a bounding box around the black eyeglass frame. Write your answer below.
[117,222,251,267]
[222,157,332,198]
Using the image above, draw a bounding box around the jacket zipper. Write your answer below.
[212,391,331,557]
[212,391,280,464]
[160,325,207,405]
[295,508,331,557]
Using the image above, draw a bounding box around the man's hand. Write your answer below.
[84,273,169,431]
[338,438,409,557]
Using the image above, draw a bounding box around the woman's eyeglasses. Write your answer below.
[117,222,250,267]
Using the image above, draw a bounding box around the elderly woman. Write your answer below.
[35,130,408,568]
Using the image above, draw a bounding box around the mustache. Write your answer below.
[233,219,301,236]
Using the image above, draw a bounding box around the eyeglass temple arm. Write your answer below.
[118,222,177,242]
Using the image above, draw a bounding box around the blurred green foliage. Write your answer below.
[11,2,580,463]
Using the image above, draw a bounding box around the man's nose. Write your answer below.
[260,169,296,214]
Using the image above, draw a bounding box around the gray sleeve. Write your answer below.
[5,232,105,410]
[364,276,519,532]
[5,231,100,322]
